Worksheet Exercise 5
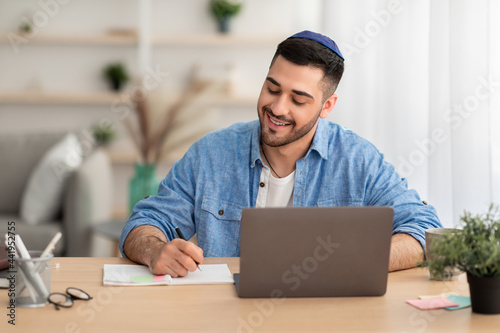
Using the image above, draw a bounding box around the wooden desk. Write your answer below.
[1,257,499,332]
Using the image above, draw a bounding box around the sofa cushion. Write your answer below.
[20,133,83,225]
[0,132,66,214]
[0,215,64,256]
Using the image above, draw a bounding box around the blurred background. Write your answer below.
[0,0,499,255]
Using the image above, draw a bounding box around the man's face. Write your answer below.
[257,55,335,148]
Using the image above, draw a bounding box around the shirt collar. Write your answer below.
[250,121,263,168]
[250,118,330,169]
[307,118,329,160]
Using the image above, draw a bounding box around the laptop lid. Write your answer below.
[236,206,394,298]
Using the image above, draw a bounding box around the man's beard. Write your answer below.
[258,105,321,147]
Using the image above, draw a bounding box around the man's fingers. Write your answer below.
[149,244,187,276]
[152,262,186,277]
[172,239,204,272]
[164,260,189,278]
[149,239,203,276]
[173,251,198,273]
[174,239,204,266]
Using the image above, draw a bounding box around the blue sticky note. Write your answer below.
[445,295,471,310]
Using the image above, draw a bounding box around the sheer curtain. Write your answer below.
[321,0,500,227]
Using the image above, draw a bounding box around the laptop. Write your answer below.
[235,206,394,298]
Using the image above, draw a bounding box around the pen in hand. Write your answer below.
[175,227,202,272]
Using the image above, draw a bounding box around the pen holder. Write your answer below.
[14,251,53,308]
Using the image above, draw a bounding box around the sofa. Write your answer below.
[0,131,113,256]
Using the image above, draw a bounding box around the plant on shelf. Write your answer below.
[103,62,130,92]
[91,123,116,146]
[427,204,500,314]
[209,0,242,33]
[19,21,32,35]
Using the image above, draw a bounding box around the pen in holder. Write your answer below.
[14,232,61,297]
[15,250,53,308]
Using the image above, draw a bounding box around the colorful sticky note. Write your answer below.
[445,295,471,310]
[130,274,166,283]
[406,297,459,310]
[130,275,154,283]
[418,292,458,299]
[153,275,166,282]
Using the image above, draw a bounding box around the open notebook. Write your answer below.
[103,264,234,286]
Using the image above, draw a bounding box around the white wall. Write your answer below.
[0,0,324,214]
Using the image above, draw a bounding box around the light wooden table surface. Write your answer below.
[1,257,499,332]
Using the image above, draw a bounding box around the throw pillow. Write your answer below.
[20,133,83,225]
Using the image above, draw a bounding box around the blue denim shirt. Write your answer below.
[120,119,442,257]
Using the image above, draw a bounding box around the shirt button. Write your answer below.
[218,209,224,216]
[260,182,265,187]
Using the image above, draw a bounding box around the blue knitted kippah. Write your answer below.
[289,30,344,61]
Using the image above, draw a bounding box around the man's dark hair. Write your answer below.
[271,38,344,101]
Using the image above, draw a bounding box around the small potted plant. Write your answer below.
[19,21,33,35]
[427,204,500,314]
[103,62,129,92]
[91,123,116,146]
[209,0,242,33]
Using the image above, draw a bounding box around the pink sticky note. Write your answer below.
[406,297,459,310]
[153,275,165,282]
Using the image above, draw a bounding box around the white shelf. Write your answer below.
[0,91,128,105]
[0,33,137,46]
[152,34,285,46]
[0,91,256,107]
[0,33,284,47]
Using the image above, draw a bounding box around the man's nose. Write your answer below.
[271,95,289,116]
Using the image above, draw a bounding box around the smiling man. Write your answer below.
[120,31,442,277]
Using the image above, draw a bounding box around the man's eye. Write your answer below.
[267,88,279,95]
[292,99,305,106]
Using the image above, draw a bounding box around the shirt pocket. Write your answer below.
[199,196,243,257]
[316,198,363,207]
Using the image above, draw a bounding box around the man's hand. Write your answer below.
[388,233,424,272]
[123,225,204,277]
[148,238,203,276]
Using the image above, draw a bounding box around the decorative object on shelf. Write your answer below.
[91,123,116,146]
[124,70,220,211]
[426,204,500,314]
[209,0,242,34]
[129,163,161,212]
[103,62,130,92]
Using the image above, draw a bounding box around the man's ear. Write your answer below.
[319,93,338,119]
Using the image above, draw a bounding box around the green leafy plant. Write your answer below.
[92,123,116,146]
[427,204,500,280]
[19,21,32,34]
[210,0,242,19]
[103,62,130,91]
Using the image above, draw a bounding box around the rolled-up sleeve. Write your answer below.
[364,151,442,249]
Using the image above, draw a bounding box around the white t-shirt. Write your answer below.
[255,168,295,208]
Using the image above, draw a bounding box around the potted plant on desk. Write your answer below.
[427,204,500,314]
